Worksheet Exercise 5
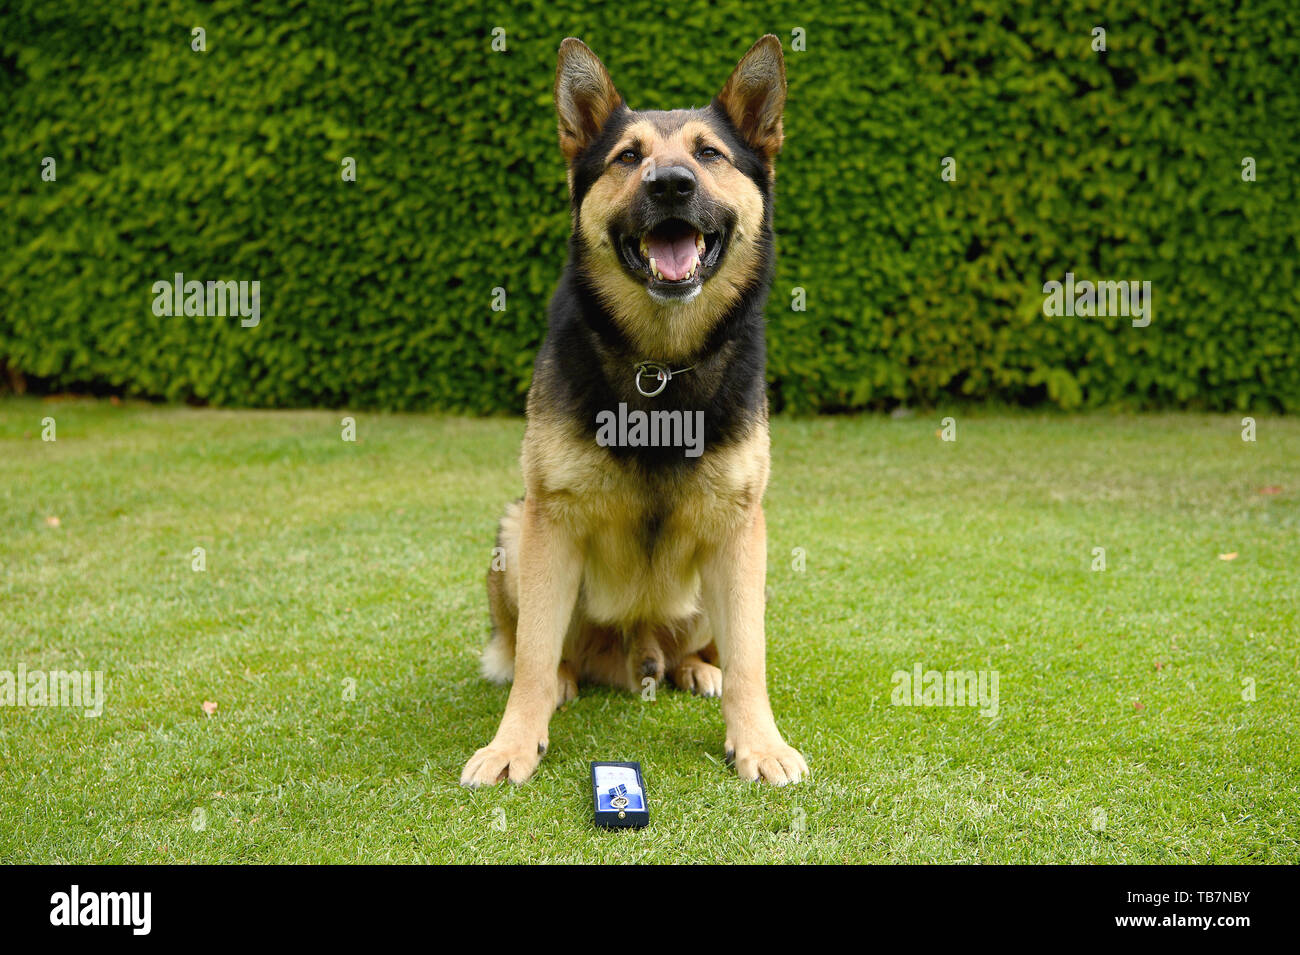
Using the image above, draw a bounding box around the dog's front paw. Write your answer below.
[460,734,548,788]
[725,735,808,785]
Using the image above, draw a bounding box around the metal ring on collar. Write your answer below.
[635,362,671,397]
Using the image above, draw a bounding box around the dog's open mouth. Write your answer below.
[618,219,726,299]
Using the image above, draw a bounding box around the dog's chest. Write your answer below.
[525,419,768,624]
[576,483,732,624]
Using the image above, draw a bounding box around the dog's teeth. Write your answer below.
[696,233,706,254]
[649,257,661,280]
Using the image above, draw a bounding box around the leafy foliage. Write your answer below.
[2,0,1297,412]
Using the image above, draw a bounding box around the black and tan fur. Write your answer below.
[461,35,807,787]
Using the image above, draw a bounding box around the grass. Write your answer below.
[1,397,1296,863]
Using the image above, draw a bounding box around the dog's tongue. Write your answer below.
[648,232,698,281]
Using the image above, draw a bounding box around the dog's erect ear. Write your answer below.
[716,35,787,160]
[555,38,623,162]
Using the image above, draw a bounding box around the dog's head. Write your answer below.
[555,36,786,357]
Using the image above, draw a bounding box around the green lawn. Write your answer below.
[1,398,1296,863]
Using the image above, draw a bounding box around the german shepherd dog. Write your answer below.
[461,35,808,787]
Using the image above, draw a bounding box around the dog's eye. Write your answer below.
[698,147,721,160]
[616,149,639,165]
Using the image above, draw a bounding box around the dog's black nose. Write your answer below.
[645,165,696,202]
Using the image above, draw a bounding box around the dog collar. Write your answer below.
[634,360,695,397]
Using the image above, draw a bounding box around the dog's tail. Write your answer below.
[481,498,523,683]
[480,630,515,683]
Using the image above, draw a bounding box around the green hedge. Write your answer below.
[3,0,1298,412]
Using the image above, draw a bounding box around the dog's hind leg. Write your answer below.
[669,622,722,697]
[631,623,666,688]
[670,651,723,697]
[556,660,579,706]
